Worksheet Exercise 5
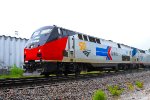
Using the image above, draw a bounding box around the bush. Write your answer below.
[135,81,143,88]
[92,89,107,100]
[10,64,24,77]
[108,85,124,96]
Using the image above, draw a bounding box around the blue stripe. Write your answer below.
[132,48,137,57]
[96,46,110,60]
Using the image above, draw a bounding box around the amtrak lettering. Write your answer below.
[111,52,119,56]
[96,46,112,60]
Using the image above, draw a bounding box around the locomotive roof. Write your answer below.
[35,26,54,32]
[55,25,146,51]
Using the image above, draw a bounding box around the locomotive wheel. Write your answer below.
[64,71,68,76]
[136,64,139,69]
[123,64,129,70]
[74,64,81,77]
[41,68,50,77]
[56,69,63,77]
[75,69,80,77]
[115,66,119,72]
[44,73,50,77]
[132,64,136,69]
[56,63,63,77]
[62,63,68,77]
[118,64,124,70]
[64,66,68,77]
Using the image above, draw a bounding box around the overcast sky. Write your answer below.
[0,0,150,50]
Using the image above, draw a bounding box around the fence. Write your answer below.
[0,35,28,70]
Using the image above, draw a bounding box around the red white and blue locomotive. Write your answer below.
[24,25,150,76]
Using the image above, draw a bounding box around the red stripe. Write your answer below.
[108,47,112,60]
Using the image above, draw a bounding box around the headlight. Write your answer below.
[38,49,41,53]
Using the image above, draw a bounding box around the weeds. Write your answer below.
[135,80,143,88]
[0,64,24,78]
[10,64,24,77]
[92,89,107,100]
[126,82,134,91]
[108,85,124,96]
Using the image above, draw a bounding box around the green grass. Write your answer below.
[0,74,43,79]
[0,70,103,79]
[0,64,24,79]
[108,85,124,96]
[126,83,134,91]
[10,64,24,77]
[135,81,143,88]
[92,89,107,100]
[0,64,45,79]
[0,75,20,79]
[81,71,102,74]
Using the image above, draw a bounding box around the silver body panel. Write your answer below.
[62,34,150,67]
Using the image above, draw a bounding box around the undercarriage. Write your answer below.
[23,60,145,77]
[23,61,81,77]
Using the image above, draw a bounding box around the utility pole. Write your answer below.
[15,31,19,37]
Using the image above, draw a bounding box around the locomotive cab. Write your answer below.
[24,26,76,76]
[25,26,59,61]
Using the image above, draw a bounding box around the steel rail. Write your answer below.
[0,68,149,87]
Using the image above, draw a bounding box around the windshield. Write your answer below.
[26,26,53,48]
[31,28,52,43]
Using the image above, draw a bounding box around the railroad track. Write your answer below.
[0,74,100,87]
[0,68,149,87]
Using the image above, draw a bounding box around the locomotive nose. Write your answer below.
[24,47,42,62]
[37,49,42,58]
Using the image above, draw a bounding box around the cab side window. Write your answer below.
[89,36,96,43]
[96,38,100,44]
[118,43,121,48]
[62,30,67,36]
[57,28,63,38]
[78,34,83,40]
[68,31,76,36]
[58,28,62,35]
[83,35,88,41]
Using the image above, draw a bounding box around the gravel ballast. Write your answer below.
[0,70,150,100]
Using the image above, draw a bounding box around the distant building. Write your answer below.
[0,35,28,69]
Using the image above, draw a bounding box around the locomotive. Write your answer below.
[24,25,150,76]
